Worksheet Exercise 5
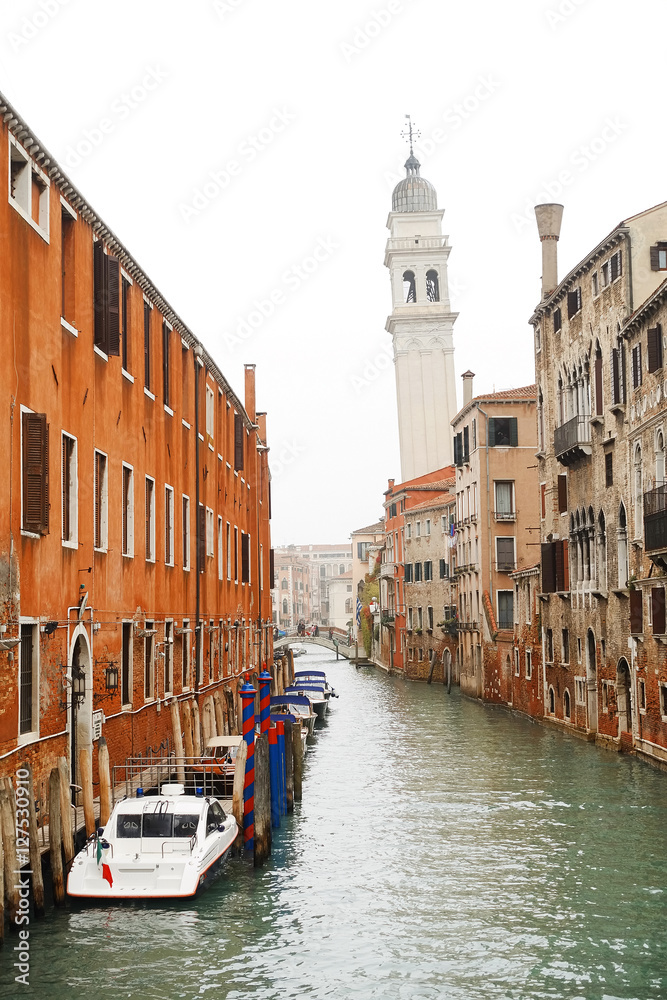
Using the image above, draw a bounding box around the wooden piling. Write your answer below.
[213,690,226,738]
[292,721,303,802]
[182,700,194,761]
[98,737,112,827]
[0,783,19,926]
[58,758,75,865]
[192,700,202,756]
[25,763,45,917]
[48,768,65,905]
[170,697,186,784]
[0,798,4,945]
[287,649,295,686]
[79,749,96,838]
[284,718,294,812]
[231,739,247,850]
[253,733,271,867]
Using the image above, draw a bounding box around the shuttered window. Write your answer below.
[439,558,448,579]
[241,532,250,583]
[22,412,49,535]
[557,474,568,513]
[414,562,422,582]
[19,624,35,735]
[404,563,413,583]
[93,450,108,550]
[650,244,667,271]
[488,417,518,447]
[61,433,76,543]
[143,300,151,390]
[610,250,622,281]
[234,412,244,471]
[567,287,581,319]
[553,307,562,333]
[652,587,666,635]
[165,485,174,566]
[647,325,663,373]
[463,426,469,463]
[197,503,205,573]
[233,526,238,581]
[605,452,613,487]
[122,464,133,556]
[424,560,432,581]
[144,621,154,699]
[270,547,275,589]
[594,355,603,414]
[162,322,171,408]
[554,538,569,591]
[182,495,190,570]
[632,344,642,389]
[542,540,569,593]
[145,477,155,561]
[630,589,643,634]
[453,432,462,466]
[93,241,120,356]
[496,537,515,572]
[121,276,130,372]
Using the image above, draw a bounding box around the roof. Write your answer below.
[473,384,537,401]
[410,477,456,492]
[404,492,454,514]
[351,520,385,536]
[623,273,667,335]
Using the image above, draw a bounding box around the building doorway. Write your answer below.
[586,628,598,733]
[616,657,633,734]
[69,629,92,799]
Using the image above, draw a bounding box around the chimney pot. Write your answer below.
[462,370,475,407]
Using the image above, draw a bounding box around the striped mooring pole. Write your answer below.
[259,668,272,736]
[240,680,257,850]
[276,719,286,816]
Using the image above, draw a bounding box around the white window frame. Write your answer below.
[206,384,214,443]
[424,519,431,536]
[145,475,156,563]
[182,619,190,691]
[495,536,516,572]
[514,647,520,676]
[525,649,532,679]
[122,462,134,558]
[61,431,78,549]
[165,484,174,567]
[182,494,190,571]
[206,507,214,558]
[94,449,109,552]
[9,136,50,242]
[164,620,174,696]
[18,618,39,744]
[226,522,231,580]
[575,676,586,704]
[218,515,223,581]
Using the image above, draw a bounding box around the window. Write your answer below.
[567,286,582,319]
[121,275,131,372]
[652,587,666,635]
[164,621,173,695]
[22,411,49,535]
[648,325,663,373]
[630,588,643,635]
[165,486,174,566]
[162,322,171,408]
[634,444,643,538]
[206,507,214,558]
[594,346,603,416]
[182,619,190,689]
[357,541,370,561]
[143,299,152,390]
[618,502,629,588]
[218,516,223,581]
[415,522,421,538]
[61,205,75,324]
[494,481,514,520]
[612,337,626,406]
[424,561,432,582]
[488,417,518,447]
[546,628,554,662]
[402,270,416,303]
[632,344,643,389]
[496,537,515,573]
[389,502,397,519]
[93,242,120,357]
[94,450,108,551]
[426,269,439,302]
[414,562,422,582]
[206,385,214,443]
[425,519,431,536]
[605,452,613,488]
[564,689,571,720]
[144,621,154,700]
[61,433,77,546]
[282,598,288,615]
[541,539,569,593]
[553,307,562,333]
[121,621,132,704]
[661,684,667,720]
[234,526,238,582]
[650,244,667,271]
[561,629,569,664]
[558,474,567,513]
[497,591,513,630]
[638,678,646,711]
[525,650,532,679]
[19,623,38,737]
[234,412,244,471]
[145,476,155,562]
[226,522,231,580]
[182,495,190,571]
[9,138,50,239]
[610,249,622,281]
[241,532,250,584]
[417,607,423,630]
[591,271,599,296]
[404,563,413,583]
[548,686,555,714]
[439,558,449,579]
[407,607,413,630]
[122,464,134,557]
[514,648,520,675]
[601,260,610,287]
[406,523,412,540]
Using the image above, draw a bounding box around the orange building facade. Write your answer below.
[0,94,273,794]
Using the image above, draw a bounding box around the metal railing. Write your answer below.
[644,484,667,551]
[554,414,591,458]
[493,509,516,522]
[386,237,447,250]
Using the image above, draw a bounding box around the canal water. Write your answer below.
[2,650,667,1000]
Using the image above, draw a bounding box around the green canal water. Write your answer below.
[2,650,667,1000]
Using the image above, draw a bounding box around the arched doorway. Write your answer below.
[443,648,452,692]
[586,628,598,732]
[69,629,92,795]
[617,657,633,735]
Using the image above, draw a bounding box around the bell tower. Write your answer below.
[385,120,458,480]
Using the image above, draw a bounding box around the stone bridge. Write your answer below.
[274,633,358,660]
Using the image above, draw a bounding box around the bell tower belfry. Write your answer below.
[385,120,458,480]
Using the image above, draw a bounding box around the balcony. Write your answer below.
[386,236,447,251]
[380,561,396,579]
[644,485,667,564]
[554,415,592,466]
[493,509,516,522]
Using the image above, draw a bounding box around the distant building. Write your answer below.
[270,543,352,627]
[350,520,385,640]
[324,572,355,631]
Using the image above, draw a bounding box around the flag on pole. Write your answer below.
[356,597,362,626]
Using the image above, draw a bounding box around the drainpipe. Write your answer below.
[193,343,203,692]
[476,405,493,610]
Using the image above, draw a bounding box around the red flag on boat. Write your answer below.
[102,863,113,888]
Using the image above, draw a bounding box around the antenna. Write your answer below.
[400,114,421,154]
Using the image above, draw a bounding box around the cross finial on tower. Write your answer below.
[401,114,420,154]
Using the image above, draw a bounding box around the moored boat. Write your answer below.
[285,683,327,719]
[294,669,338,700]
[270,693,317,735]
[67,783,237,900]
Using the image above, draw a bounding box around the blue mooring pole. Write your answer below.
[276,719,286,816]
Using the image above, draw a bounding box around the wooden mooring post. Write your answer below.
[253,733,271,866]
[25,763,45,917]
[58,758,75,867]
[170,697,186,784]
[292,722,303,802]
[0,796,4,945]
[0,781,19,927]
[98,738,112,827]
[182,700,194,761]
[231,739,247,851]
[48,768,65,906]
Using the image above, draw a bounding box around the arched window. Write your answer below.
[320,566,326,578]
[426,269,440,302]
[564,688,571,720]
[402,270,416,303]
[548,686,555,714]
[344,598,353,614]
[281,578,288,590]
[587,506,596,587]
[282,598,288,614]
[618,503,629,588]
[537,388,545,453]
[656,429,665,484]
[597,510,607,592]
[339,564,345,575]
[634,443,643,538]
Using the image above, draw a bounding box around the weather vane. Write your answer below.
[401,114,420,154]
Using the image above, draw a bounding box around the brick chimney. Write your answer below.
[244,363,256,423]
[535,203,564,300]
[462,370,475,407]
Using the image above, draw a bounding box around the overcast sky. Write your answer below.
[1,0,664,545]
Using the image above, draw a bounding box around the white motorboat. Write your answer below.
[67,783,237,900]
[286,683,327,720]
[294,669,338,700]
[270,693,317,736]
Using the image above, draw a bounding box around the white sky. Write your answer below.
[1,0,664,545]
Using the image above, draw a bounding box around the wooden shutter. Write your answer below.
[463,426,469,462]
[652,587,666,635]
[553,308,561,333]
[241,532,249,583]
[541,542,556,594]
[197,504,205,573]
[497,537,514,570]
[557,474,568,513]
[567,290,579,318]
[93,240,106,350]
[612,348,620,404]
[630,589,643,634]
[144,301,151,389]
[488,418,496,446]
[22,412,49,534]
[648,326,663,373]
[144,479,152,558]
[234,413,244,471]
[610,251,619,281]
[106,254,120,355]
[122,467,129,554]
[554,539,569,591]
[269,548,275,589]
[594,356,603,414]
[651,245,661,270]
[62,435,71,542]
[509,417,518,447]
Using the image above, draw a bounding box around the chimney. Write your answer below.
[462,370,475,407]
[535,203,563,300]
[244,363,256,423]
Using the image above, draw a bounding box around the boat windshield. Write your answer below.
[116,813,200,838]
